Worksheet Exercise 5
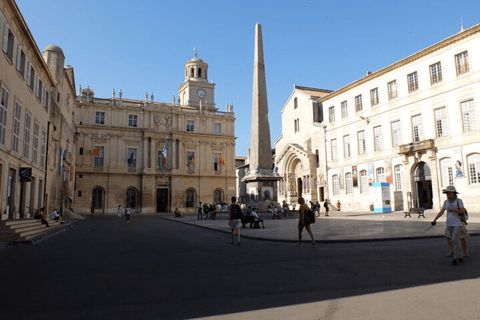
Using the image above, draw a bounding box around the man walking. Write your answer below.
[324,199,330,217]
[197,202,203,220]
[125,206,131,224]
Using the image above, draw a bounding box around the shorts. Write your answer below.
[229,219,241,231]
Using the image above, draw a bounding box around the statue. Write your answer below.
[78,85,82,95]
[112,89,115,99]
[193,46,198,58]
[145,92,148,102]
[230,103,234,112]
[172,95,175,105]
[119,89,123,99]
[151,92,154,102]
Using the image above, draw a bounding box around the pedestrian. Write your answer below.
[174,207,183,218]
[50,208,65,224]
[117,205,123,218]
[296,197,316,247]
[34,207,49,227]
[314,201,320,217]
[431,186,466,265]
[324,199,330,216]
[197,202,203,220]
[336,200,341,211]
[125,205,131,224]
[228,196,243,245]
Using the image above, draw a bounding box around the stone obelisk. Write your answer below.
[243,23,281,208]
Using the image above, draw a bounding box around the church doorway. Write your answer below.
[156,188,168,212]
[413,162,433,209]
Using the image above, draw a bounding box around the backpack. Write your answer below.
[457,199,468,222]
[231,204,243,220]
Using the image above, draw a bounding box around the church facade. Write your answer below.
[276,24,480,213]
[73,55,236,215]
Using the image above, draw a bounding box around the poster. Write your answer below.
[352,166,358,187]
[385,160,393,184]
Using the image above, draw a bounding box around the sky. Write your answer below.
[15,0,480,157]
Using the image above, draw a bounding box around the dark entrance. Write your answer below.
[318,187,325,202]
[413,162,433,209]
[156,188,168,212]
[297,178,302,198]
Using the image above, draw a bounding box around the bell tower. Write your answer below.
[178,49,216,110]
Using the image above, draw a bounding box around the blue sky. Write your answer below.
[15,0,480,157]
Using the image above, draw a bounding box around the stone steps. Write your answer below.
[0,218,62,242]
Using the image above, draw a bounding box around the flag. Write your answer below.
[128,150,135,165]
[91,148,100,156]
[162,140,168,164]
[219,155,225,166]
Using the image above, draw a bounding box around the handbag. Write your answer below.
[457,199,468,222]
[303,208,315,225]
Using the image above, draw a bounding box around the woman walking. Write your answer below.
[297,197,316,247]
[432,186,466,265]
[228,196,243,245]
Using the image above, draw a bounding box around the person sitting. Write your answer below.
[281,201,289,217]
[50,208,65,224]
[34,207,50,227]
[269,203,281,219]
[251,208,265,228]
[174,208,183,218]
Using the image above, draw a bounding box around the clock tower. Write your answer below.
[178,50,216,110]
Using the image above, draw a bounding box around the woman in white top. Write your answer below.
[432,186,466,265]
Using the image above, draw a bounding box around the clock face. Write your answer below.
[197,89,206,98]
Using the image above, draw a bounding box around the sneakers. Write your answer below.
[311,243,316,248]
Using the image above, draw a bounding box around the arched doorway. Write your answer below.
[413,162,433,209]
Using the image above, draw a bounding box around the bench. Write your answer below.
[404,208,425,218]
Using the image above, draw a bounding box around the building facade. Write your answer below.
[277,24,480,213]
[74,55,236,215]
[0,0,76,220]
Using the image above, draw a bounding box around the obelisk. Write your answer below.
[243,23,280,208]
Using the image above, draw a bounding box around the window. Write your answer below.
[2,23,15,61]
[158,150,166,170]
[127,148,137,168]
[341,101,348,118]
[40,128,46,167]
[412,115,424,142]
[360,170,368,193]
[430,62,443,84]
[93,146,104,168]
[374,126,383,151]
[343,135,351,158]
[43,89,49,111]
[95,112,105,125]
[434,107,449,137]
[357,130,366,155]
[461,100,477,132]
[355,95,362,112]
[440,158,454,187]
[126,187,138,209]
[186,188,196,207]
[370,88,379,106]
[407,72,418,93]
[332,175,339,195]
[346,172,353,194]
[455,51,470,75]
[214,189,224,203]
[294,97,298,109]
[394,165,404,190]
[376,167,386,183]
[214,123,221,135]
[214,153,222,172]
[387,80,397,100]
[186,120,195,132]
[0,86,8,145]
[27,63,35,91]
[331,139,338,160]
[36,79,43,101]
[23,111,31,159]
[468,154,480,184]
[92,187,103,208]
[16,46,26,78]
[128,115,138,127]
[12,101,21,153]
[187,151,195,170]
[32,122,39,164]
[79,148,83,155]
[294,119,300,133]
[391,120,402,147]
[329,106,335,123]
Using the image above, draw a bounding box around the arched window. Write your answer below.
[467,153,480,184]
[360,170,368,193]
[198,67,202,78]
[332,175,339,195]
[346,172,353,194]
[214,189,223,204]
[126,187,138,209]
[185,188,196,207]
[440,158,454,187]
[294,97,298,109]
[376,167,385,183]
[92,187,103,208]
[394,165,404,190]
[190,67,194,77]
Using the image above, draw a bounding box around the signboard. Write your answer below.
[372,182,391,212]
[19,167,32,182]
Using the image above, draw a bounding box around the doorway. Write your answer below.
[156,188,168,212]
[297,178,303,198]
[318,187,325,202]
[413,162,433,209]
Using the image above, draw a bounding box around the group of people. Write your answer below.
[116,205,132,223]
[33,207,66,226]
[196,202,228,220]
